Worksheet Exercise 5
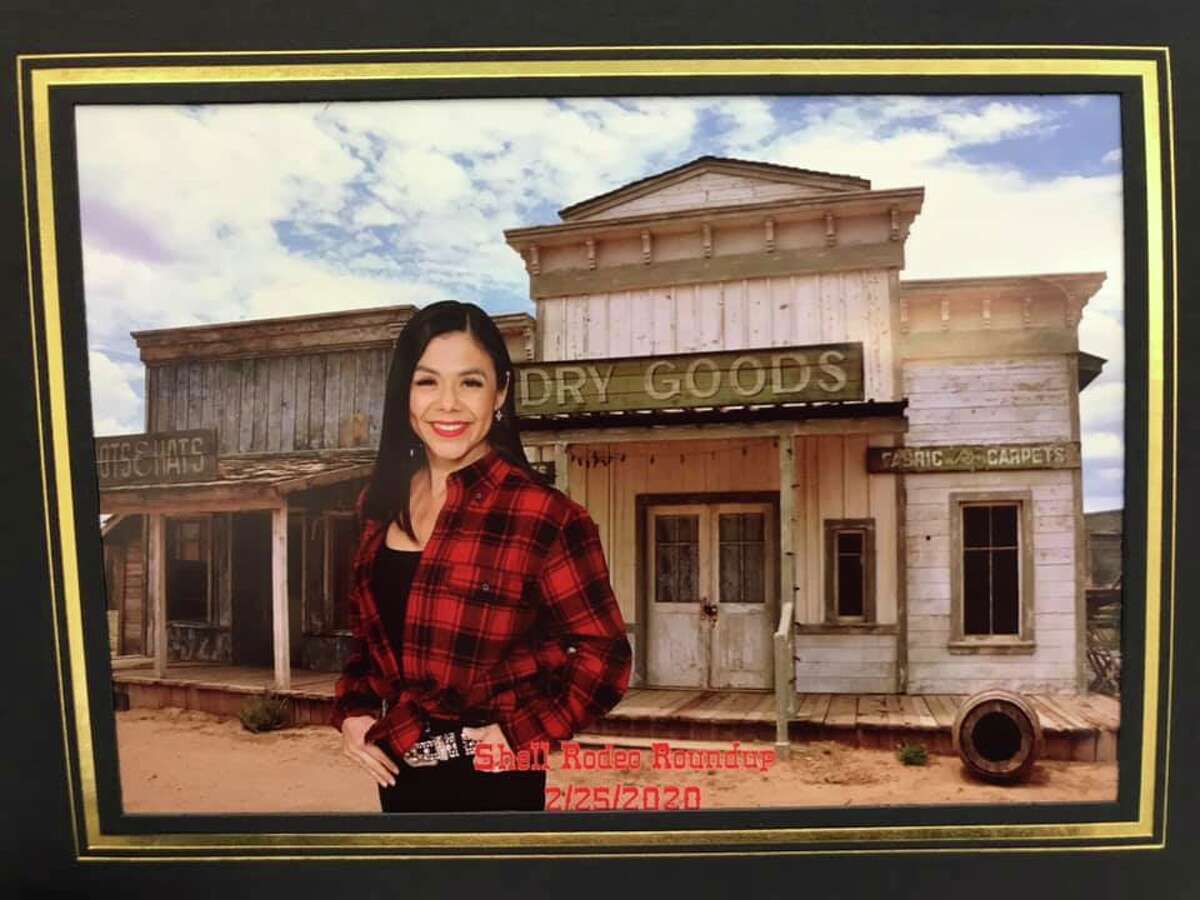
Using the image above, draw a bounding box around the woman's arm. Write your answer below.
[498,503,632,751]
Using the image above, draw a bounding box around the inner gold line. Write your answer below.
[1136,65,1165,832]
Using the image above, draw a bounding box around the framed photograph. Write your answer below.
[4,3,1193,896]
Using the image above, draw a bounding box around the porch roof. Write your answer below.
[98,449,376,514]
[516,399,909,438]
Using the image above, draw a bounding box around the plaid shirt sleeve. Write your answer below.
[330,488,383,733]
[497,502,632,751]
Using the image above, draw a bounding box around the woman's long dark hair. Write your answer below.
[362,300,539,538]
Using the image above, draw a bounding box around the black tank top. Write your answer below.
[371,545,422,656]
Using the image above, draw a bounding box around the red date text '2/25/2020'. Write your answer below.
[546,783,702,811]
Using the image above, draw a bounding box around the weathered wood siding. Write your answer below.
[147,348,393,454]
[580,172,836,222]
[791,433,900,693]
[563,439,779,626]
[901,354,1081,694]
[556,435,900,693]
[902,356,1074,445]
[537,270,898,400]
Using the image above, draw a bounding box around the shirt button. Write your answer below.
[473,492,483,502]
[481,582,491,592]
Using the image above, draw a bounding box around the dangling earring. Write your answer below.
[494,408,503,422]
[408,445,416,458]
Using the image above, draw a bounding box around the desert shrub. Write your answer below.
[896,742,929,766]
[238,691,291,733]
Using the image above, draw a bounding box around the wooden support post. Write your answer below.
[271,504,291,691]
[775,429,798,759]
[553,442,569,494]
[148,513,167,677]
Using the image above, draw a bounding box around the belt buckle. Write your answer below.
[402,737,441,768]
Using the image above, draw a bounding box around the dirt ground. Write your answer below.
[114,707,1117,814]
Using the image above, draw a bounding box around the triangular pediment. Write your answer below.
[559,156,871,223]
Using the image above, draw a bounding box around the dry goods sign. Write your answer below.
[514,343,864,415]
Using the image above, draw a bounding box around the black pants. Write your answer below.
[377,728,546,813]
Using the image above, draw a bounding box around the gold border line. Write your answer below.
[30,57,1158,85]
[15,42,1172,61]
[24,53,1168,856]
[17,56,82,858]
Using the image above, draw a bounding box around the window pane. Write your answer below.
[992,505,1019,547]
[655,516,675,543]
[743,542,765,603]
[837,530,863,554]
[963,506,990,548]
[655,545,675,602]
[680,515,698,542]
[743,513,764,542]
[992,548,1020,634]
[719,514,741,542]
[719,543,742,604]
[837,554,863,616]
[677,542,698,601]
[963,548,991,634]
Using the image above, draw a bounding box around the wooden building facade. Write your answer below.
[100,155,1107,701]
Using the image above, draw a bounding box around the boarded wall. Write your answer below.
[536,269,900,400]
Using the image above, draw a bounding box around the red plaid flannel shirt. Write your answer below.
[331,446,632,754]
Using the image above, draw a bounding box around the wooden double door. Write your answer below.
[646,502,776,690]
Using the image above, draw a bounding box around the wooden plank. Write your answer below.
[174,364,188,431]
[249,357,268,451]
[323,352,341,449]
[267,356,284,450]
[608,689,692,718]
[293,355,311,451]
[856,694,888,728]
[366,348,385,447]
[817,434,843,521]
[925,695,959,728]
[843,434,869,519]
[309,354,326,450]
[825,694,857,728]
[338,352,357,447]
[1028,696,1072,733]
[353,350,370,446]
[280,355,297,452]
[794,692,828,721]
[1073,693,1121,730]
[1037,694,1096,733]
[898,694,938,729]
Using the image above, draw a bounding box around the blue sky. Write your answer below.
[75,94,1125,511]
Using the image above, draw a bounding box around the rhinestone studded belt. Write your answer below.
[401,727,480,767]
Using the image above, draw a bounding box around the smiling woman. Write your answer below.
[332,300,633,813]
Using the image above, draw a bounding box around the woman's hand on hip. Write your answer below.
[340,715,399,787]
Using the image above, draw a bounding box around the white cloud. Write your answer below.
[1102,148,1122,164]
[937,101,1048,144]
[88,351,143,435]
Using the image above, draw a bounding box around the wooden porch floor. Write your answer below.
[111,662,1120,761]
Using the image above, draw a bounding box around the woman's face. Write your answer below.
[408,329,508,469]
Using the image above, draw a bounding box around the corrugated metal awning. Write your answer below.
[98,449,376,514]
